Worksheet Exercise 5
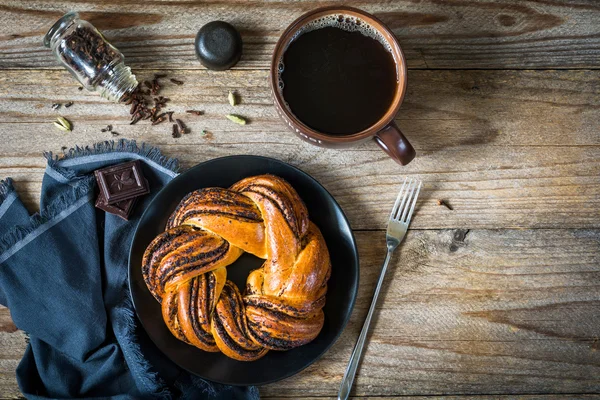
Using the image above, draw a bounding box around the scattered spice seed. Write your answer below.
[61,146,68,151]
[154,97,169,108]
[52,103,61,110]
[101,124,113,133]
[170,78,184,85]
[54,122,68,131]
[175,119,188,134]
[228,91,237,106]
[150,79,161,95]
[226,114,246,125]
[54,122,69,132]
[185,110,203,116]
[64,101,74,108]
[437,199,453,210]
[54,116,72,131]
[172,124,180,138]
[77,86,83,91]
[151,115,166,126]
[122,76,190,135]
[111,131,119,136]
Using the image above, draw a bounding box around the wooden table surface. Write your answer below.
[1,0,599,398]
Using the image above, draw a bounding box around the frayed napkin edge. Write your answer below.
[0,178,15,205]
[0,176,95,261]
[44,139,181,181]
[0,139,181,260]
[115,296,174,399]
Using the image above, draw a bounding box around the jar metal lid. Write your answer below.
[43,11,79,48]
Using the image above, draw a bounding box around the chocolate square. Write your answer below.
[94,160,149,204]
[95,191,137,220]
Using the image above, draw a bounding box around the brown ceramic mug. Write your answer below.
[270,6,415,165]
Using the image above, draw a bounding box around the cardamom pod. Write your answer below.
[54,116,72,131]
[228,91,237,106]
[53,122,69,131]
[226,114,246,125]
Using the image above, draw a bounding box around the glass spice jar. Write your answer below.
[43,12,138,102]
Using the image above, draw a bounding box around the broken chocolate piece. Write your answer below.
[94,160,149,204]
[95,191,137,220]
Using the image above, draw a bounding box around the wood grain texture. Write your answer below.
[1,2,599,397]
[1,229,599,397]
[0,69,598,230]
[0,0,599,70]
[263,397,600,400]
[9,396,600,400]
[261,229,600,397]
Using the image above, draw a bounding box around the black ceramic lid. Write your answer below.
[195,21,242,71]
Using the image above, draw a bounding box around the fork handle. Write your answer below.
[338,249,394,400]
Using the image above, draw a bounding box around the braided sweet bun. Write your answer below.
[142,174,331,361]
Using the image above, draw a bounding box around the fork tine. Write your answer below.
[389,177,408,220]
[404,180,422,224]
[395,178,415,221]
[397,178,416,221]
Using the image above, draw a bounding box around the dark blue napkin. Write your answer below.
[0,140,259,400]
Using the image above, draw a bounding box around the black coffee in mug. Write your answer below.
[280,18,398,136]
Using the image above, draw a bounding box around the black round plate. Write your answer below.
[129,155,359,386]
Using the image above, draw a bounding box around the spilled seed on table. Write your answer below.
[228,91,237,106]
[226,114,246,125]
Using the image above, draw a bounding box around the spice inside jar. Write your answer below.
[44,12,138,102]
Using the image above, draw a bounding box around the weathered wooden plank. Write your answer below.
[263,397,600,400]
[0,69,598,229]
[2,69,599,146]
[0,0,599,70]
[263,229,600,396]
[1,229,599,397]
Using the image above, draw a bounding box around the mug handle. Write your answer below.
[374,122,416,165]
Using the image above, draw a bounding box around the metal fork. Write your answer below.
[338,177,422,400]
